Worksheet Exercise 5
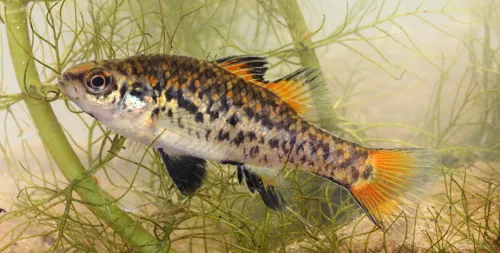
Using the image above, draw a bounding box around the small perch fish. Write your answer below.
[59,54,440,231]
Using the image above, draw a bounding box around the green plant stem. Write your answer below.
[275,0,337,131]
[3,1,169,252]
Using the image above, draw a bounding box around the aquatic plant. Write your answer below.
[0,0,498,252]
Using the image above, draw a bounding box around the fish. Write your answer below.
[58,54,441,231]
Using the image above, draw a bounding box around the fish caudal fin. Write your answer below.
[349,148,441,232]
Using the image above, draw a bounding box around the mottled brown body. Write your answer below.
[60,53,440,231]
[64,54,370,187]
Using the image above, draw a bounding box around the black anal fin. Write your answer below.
[237,164,288,211]
[158,148,207,195]
[236,164,243,184]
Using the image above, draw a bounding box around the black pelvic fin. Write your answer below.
[237,164,288,211]
[158,148,207,195]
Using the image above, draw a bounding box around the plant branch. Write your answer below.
[275,0,338,131]
[3,1,170,252]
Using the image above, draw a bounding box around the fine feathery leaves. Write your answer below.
[0,0,498,252]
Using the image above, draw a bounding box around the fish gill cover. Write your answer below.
[0,0,499,252]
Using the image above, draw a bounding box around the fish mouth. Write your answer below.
[57,80,69,95]
[57,80,78,100]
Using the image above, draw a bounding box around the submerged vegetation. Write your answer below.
[0,0,498,252]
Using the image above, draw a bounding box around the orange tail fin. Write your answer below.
[349,148,441,232]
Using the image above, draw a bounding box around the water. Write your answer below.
[0,0,498,252]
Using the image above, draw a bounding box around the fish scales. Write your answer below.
[59,53,440,232]
[100,54,367,187]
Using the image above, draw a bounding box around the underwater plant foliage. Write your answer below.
[0,0,498,252]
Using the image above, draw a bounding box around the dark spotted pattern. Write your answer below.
[87,54,370,187]
[227,114,239,126]
[250,146,259,157]
[130,82,154,100]
[363,164,373,180]
[195,112,204,123]
[151,107,160,118]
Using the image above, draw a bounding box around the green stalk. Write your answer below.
[275,0,353,229]
[3,1,169,252]
[275,0,337,131]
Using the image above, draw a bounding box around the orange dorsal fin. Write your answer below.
[214,55,269,84]
[264,67,330,122]
[214,55,330,122]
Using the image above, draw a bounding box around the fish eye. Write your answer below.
[84,68,113,94]
[90,75,105,88]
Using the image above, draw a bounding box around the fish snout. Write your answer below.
[57,80,66,89]
[57,79,80,99]
[57,79,70,95]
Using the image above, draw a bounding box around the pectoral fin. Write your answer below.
[158,148,207,195]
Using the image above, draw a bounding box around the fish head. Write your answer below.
[59,60,152,121]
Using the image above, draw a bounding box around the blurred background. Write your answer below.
[0,0,499,252]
